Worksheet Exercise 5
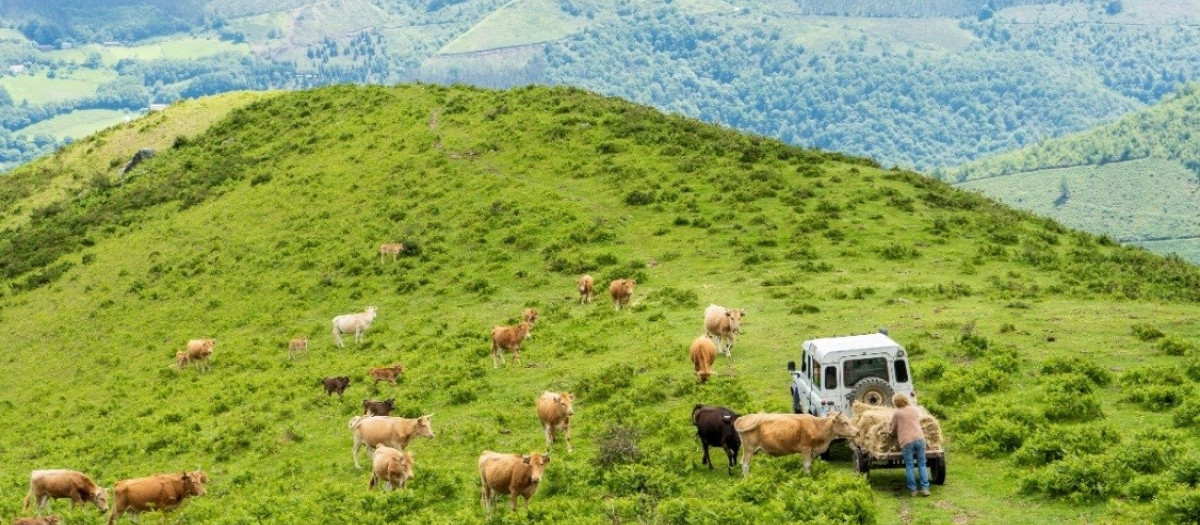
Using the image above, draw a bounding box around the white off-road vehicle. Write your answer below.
[787,332,914,416]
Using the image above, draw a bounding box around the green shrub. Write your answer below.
[1131,323,1165,341]
[1154,487,1200,524]
[985,345,1020,374]
[594,426,642,468]
[1159,337,1195,356]
[1175,398,1200,429]
[1012,424,1116,466]
[1116,430,1180,474]
[913,358,948,382]
[1172,453,1200,487]
[952,405,1045,457]
[1041,391,1104,422]
[1125,474,1168,502]
[1039,357,1112,387]
[1020,454,1131,503]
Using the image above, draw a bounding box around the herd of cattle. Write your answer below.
[10,251,867,521]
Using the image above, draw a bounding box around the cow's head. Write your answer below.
[829,411,859,438]
[364,306,378,318]
[398,452,415,480]
[727,309,744,333]
[556,393,575,417]
[517,322,533,338]
[416,415,435,438]
[524,453,550,484]
[384,398,396,408]
[339,377,351,388]
[91,486,109,513]
[181,471,207,497]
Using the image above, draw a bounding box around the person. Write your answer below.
[889,393,930,497]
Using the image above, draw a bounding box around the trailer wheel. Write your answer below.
[853,448,871,476]
[929,456,946,485]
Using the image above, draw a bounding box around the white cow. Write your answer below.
[332,306,378,348]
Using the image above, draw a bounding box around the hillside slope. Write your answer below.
[949,84,1200,262]
[1,84,1200,524]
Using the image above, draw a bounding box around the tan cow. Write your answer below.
[536,392,575,452]
[23,469,108,515]
[12,516,60,525]
[703,304,745,357]
[733,412,859,475]
[349,415,435,469]
[288,336,308,360]
[368,363,405,385]
[478,451,551,513]
[609,279,635,311]
[332,306,378,348]
[177,339,214,370]
[107,471,207,525]
[369,445,414,491]
[689,335,717,383]
[522,308,539,325]
[379,243,405,262]
[577,275,594,304]
[490,322,533,368]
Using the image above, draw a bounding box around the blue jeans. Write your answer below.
[901,439,930,492]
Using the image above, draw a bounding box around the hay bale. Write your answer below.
[850,401,945,454]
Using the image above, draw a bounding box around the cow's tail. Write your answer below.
[22,488,32,512]
[349,416,364,430]
[731,414,760,433]
[691,404,704,425]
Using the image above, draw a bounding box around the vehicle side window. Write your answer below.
[810,359,822,388]
[894,359,910,383]
[800,350,808,373]
[824,366,837,390]
[843,357,889,387]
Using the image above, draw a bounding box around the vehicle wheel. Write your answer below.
[849,377,895,407]
[853,447,871,476]
[929,456,946,485]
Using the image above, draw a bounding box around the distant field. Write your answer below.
[1131,237,1200,262]
[15,109,134,141]
[795,16,975,53]
[46,38,251,66]
[0,28,26,41]
[439,0,585,54]
[958,157,1200,242]
[0,68,115,104]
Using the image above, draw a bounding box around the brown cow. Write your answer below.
[12,516,60,525]
[689,335,717,383]
[704,304,744,357]
[522,308,539,325]
[322,376,351,400]
[369,445,414,491]
[577,275,594,304]
[23,470,108,515]
[368,364,405,385]
[362,398,395,416]
[536,392,574,453]
[609,279,635,311]
[733,412,859,475]
[478,451,550,513]
[380,243,405,262]
[106,471,207,525]
[491,322,533,368]
[288,336,308,360]
[177,339,214,370]
[349,415,435,469]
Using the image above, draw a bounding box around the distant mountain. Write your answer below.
[948,84,1200,262]
[1,0,1198,172]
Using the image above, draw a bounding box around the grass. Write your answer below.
[45,38,251,66]
[0,69,116,105]
[0,83,1199,523]
[439,0,588,54]
[15,109,135,141]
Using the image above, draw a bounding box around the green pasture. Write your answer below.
[0,84,1198,524]
[16,109,135,141]
[439,0,587,54]
[0,69,114,105]
[45,38,250,66]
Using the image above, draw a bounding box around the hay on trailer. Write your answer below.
[850,401,945,454]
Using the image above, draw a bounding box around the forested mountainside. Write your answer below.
[0,0,1196,173]
[2,84,1200,523]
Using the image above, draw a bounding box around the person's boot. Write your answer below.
[920,488,931,497]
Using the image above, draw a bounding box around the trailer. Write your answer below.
[850,444,946,485]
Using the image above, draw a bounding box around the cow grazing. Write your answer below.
[332,306,378,348]
[12,516,60,525]
[368,363,405,385]
[733,412,859,475]
[689,335,717,383]
[491,322,533,368]
[522,308,539,325]
[106,471,207,525]
[322,376,351,400]
[478,451,550,513]
[349,415,435,469]
[23,470,108,515]
[380,243,405,262]
[363,398,396,416]
[177,339,215,370]
[704,304,745,357]
[609,279,635,311]
[577,275,594,304]
[369,445,414,491]
[692,405,741,475]
[536,392,574,453]
[288,336,308,360]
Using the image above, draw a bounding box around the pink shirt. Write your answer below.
[889,406,925,448]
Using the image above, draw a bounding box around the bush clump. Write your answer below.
[952,405,1046,457]
[1020,454,1131,503]
[1039,356,1112,387]
[1154,487,1200,524]
[1012,423,1116,466]
[1131,322,1166,341]
[594,426,642,468]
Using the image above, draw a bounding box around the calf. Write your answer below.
[691,405,741,475]
[349,415,435,469]
[177,339,215,370]
[368,364,405,385]
[522,308,539,325]
[609,278,635,311]
[689,335,717,383]
[370,445,414,490]
[577,275,594,304]
[380,243,405,262]
[536,392,574,452]
[107,471,207,525]
[288,336,308,360]
[478,451,550,513]
[362,398,396,416]
[733,412,859,475]
[23,469,108,515]
[704,304,745,357]
[322,376,351,400]
[491,322,533,368]
[332,306,378,348]
[13,517,60,525]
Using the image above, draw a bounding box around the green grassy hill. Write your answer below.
[2,84,1200,524]
[948,84,1200,262]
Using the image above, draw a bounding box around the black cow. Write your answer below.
[362,398,395,416]
[692,404,741,475]
[322,376,351,400]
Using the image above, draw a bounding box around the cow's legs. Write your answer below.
[333,327,344,348]
[513,349,522,367]
[352,440,363,469]
[701,442,712,468]
[802,450,813,474]
[740,447,756,476]
[565,423,573,452]
[725,445,738,475]
[544,425,553,449]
